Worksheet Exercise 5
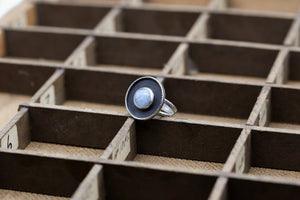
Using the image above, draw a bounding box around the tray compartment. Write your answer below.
[179,42,278,82]
[1,105,127,159]
[73,163,217,200]
[282,50,300,86]
[35,2,112,29]
[35,68,145,113]
[163,77,262,124]
[63,69,142,112]
[94,37,178,71]
[0,62,55,130]
[118,8,199,36]
[227,176,300,200]
[70,36,179,72]
[0,150,93,199]
[117,119,242,171]
[249,129,300,180]
[226,128,300,180]
[208,13,293,44]
[0,29,85,63]
[268,87,300,130]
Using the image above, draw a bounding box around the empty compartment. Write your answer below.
[4,105,127,159]
[285,50,300,86]
[208,13,292,44]
[268,87,300,130]
[228,0,300,13]
[74,163,217,200]
[73,36,178,73]
[0,62,55,130]
[0,29,85,63]
[145,0,211,6]
[186,42,278,83]
[163,77,262,124]
[32,2,112,29]
[117,8,199,36]
[127,120,241,171]
[0,151,93,199]
[247,129,300,180]
[38,69,143,113]
[227,176,300,200]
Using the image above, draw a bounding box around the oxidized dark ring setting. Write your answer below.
[125,76,177,120]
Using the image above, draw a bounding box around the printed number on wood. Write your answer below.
[0,125,18,149]
[112,131,131,161]
[40,85,56,105]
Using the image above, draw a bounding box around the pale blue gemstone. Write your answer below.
[134,87,154,109]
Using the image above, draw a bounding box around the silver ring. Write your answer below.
[125,76,177,120]
[159,99,177,117]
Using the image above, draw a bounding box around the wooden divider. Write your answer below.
[0,0,300,199]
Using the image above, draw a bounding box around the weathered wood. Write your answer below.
[36,2,111,29]
[0,0,300,199]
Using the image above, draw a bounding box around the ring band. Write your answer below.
[159,99,177,117]
[125,76,177,120]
